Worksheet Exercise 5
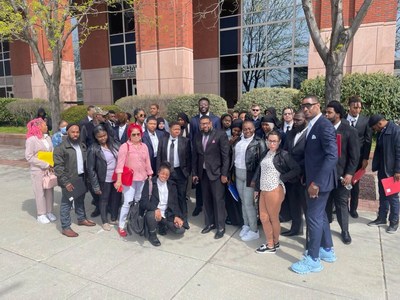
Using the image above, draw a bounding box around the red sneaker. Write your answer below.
[118,228,127,237]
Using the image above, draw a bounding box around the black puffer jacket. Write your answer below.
[252,149,301,190]
[87,142,120,193]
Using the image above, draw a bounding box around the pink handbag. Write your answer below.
[43,170,58,189]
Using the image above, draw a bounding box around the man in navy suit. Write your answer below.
[142,116,166,174]
[291,95,338,275]
[189,98,221,217]
[157,121,192,229]
[345,96,372,218]
[325,101,360,245]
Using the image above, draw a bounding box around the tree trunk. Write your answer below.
[47,56,62,132]
[324,51,346,103]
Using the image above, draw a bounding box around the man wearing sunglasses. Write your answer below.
[291,95,338,275]
[251,104,262,133]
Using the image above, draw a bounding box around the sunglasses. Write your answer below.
[131,133,141,137]
[252,109,260,112]
[300,103,318,110]
[139,114,146,117]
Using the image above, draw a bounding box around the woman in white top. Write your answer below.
[25,118,56,224]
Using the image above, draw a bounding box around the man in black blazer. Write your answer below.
[192,116,230,239]
[157,121,191,229]
[291,96,338,275]
[345,96,372,218]
[142,116,166,174]
[282,110,308,236]
[189,97,221,216]
[325,101,360,244]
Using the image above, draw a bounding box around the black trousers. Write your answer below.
[99,182,121,223]
[285,181,305,233]
[170,167,188,221]
[145,211,185,234]
[350,158,363,212]
[201,169,226,230]
[326,181,350,232]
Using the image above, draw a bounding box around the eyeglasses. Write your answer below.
[131,133,141,137]
[283,112,292,116]
[252,109,260,112]
[267,140,279,144]
[300,103,318,110]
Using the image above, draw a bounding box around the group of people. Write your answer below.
[25,95,400,275]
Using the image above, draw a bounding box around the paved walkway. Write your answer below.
[0,146,399,299]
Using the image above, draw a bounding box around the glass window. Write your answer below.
[221,55,240,70]
[242,26,266,53]
[110,34,124,45]
[125,44,136,64]
[220,72,239,107]
[220,16,239,29]
[294,48,308,65]
[267,68,290,87]
[109,11,123,35]
[111,45,125,65]
[242,69,266,91]
[220,29,239,55]
[266,22,292,50]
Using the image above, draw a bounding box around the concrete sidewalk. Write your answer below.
[1,152,399,299]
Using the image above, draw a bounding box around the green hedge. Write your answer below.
[299,73,400,120]
[61,105,121,124]
[0,98,17,125]
[115,95,175,119]
[5,98,49,125]
[234,88,299,115]
[167,94,228,121]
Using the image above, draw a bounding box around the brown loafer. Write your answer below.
[78,219,96,226]
[62,228,79,237]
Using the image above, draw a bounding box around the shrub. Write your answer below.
[61,105,121,124]
[167,94,228,121]
[299,73,400,121]
[6,98,49,125]
[0,98,17,125]
[234,88,299,115]
[115,95,175,119]
[297,76,326,106]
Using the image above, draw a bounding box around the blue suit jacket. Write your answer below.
[189,113,220,142]
[304,115,338,192]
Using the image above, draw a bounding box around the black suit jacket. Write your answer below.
[142,130,165,174]
[140,178,183,221]
[336,121,360,178]
[113,125,128,144]
[192,129,230,181]
[345,114,372,161]
[283,128,307,173]
[189,113,220,142]
[156,135,191,177]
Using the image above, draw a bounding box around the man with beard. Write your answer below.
[282,110,308,236]
[189,98,221,216]
[54,124,96,237]
[325,101,359,244]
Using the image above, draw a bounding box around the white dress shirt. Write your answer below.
[167,137,180,168]
[157,179,169,218]
[234,134,254,169]
[149,132,159,157]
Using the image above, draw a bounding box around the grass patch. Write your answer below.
[0,126,26,134]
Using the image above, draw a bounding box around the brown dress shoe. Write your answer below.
[62,228,79,237]
[78,219,96,226]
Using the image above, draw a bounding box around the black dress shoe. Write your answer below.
[341,231,352,245]
[148,233,161,247]
[201,224,216,234]
[214,229,225,239]
[183,221,190,230]
[281,230,303,237]
[192,207,202,217]
[90,208,100,218]
[349,210,359,218]
[158,225,168,236]
[225,217,232,225]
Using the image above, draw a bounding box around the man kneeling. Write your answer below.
[140,162,185,246]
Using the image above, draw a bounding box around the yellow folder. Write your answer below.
[37,151,54,167]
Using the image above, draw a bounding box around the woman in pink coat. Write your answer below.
[115,123,153,237]
[25,118,56,224]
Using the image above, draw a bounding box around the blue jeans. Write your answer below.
[378,173,399,224]
[60,192,87,230]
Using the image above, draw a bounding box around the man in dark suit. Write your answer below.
[291,95,338,275]
[325,101,360,245]
[192,116,229,239]
[157,121,191,229]
[282,110,308,236]
[345,96,372,218]
[142,116,165,175]
[368,115,400,233]
[79,105,95,127]
[189,97,221,217]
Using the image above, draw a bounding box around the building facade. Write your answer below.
[2,0,399,107]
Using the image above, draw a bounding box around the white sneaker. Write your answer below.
[239,225,250,237]
[46,213,57,222]
[241,230,260,241]
[37,215,50,224]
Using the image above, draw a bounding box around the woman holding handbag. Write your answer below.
[87,124,121,231]
[25,118,56,224]
[115,123,153,237]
